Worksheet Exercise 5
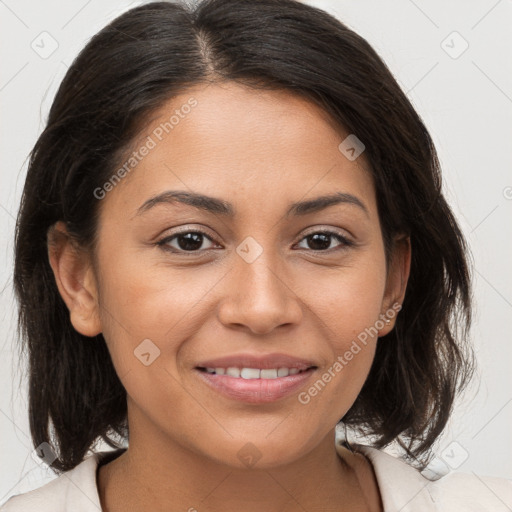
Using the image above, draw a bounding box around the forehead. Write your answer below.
[100,81,376,220]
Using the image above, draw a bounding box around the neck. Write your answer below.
[98,432,371,511]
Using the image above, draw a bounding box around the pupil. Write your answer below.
[178,233,203,251]
[308,233,330,250]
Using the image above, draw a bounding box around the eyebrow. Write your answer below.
[135,190,369,218]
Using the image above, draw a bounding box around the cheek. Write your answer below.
[307,257,387,339]
[302,258,386,393]
[94,258,209,427]
[96,263,205,357]
[95,241,235,392]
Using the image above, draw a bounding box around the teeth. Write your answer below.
[226,367,241,377]
[241,368,260,379]
[203,366,309,378]
[260,369,278,379]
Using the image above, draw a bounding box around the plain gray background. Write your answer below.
[1,0,511,503]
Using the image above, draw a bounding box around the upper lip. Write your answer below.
[195,352,318,371]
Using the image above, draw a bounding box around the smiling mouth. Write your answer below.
[194,365,318,403]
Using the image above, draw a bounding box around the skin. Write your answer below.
[48,81,411,512]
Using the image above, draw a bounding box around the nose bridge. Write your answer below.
[241,249,283,297]
[217,235,302,333]
[236,237,288,304]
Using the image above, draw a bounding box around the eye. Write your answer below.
[295,230,353,252]
[156,228,353,255]
[157,230,218,254]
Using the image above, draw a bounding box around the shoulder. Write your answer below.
[431,471,512,510]
[352,444,512,511]
[0,451,119,512]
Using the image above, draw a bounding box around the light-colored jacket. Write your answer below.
[2,443,511,511]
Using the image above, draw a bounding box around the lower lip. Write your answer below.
[195,368,316,403]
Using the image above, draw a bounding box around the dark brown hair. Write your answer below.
[13,0,474,473]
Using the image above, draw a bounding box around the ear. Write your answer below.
[377,235,411,336]
[47,221,102,337]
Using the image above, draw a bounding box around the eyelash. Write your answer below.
[156,228,354,255]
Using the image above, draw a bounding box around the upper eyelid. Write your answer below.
[300,226,352,238]
[159,225,351,240]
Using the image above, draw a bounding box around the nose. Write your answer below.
[217,251,303,335]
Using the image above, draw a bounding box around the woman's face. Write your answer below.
[58,81,409,469]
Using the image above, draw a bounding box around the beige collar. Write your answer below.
[336,440,439,511]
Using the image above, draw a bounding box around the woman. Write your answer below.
[3,0,511,510]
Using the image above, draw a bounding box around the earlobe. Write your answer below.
[47,221,102,337]
[378,236,411,336]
